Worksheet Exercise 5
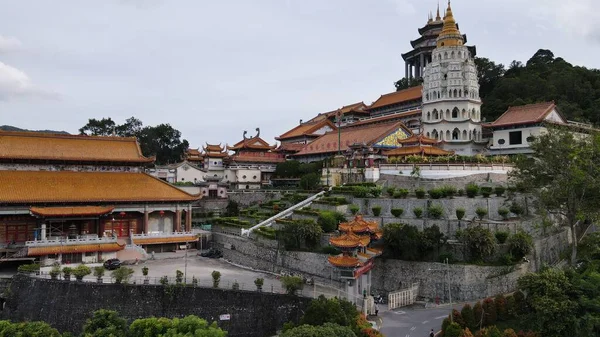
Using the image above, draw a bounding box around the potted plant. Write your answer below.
[212,270,221,288]
[93,266,105,283]
[62,267,73,281]
[254,277,264,292]
[49,265,61,280]
[476,207,488,220]
[192,276,198,287]
[73,265,91,282]
[112,267,134,284]
[176,270,184,285]
[160,275,169,285]
[142,266,149,284]
[456,208,466,220]
[232,280,240,290]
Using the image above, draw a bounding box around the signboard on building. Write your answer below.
[219,314,231,321]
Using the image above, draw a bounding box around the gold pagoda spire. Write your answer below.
[435,2,441,21]
[436,0,464,47]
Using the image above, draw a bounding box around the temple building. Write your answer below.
[327,215,382,304]
[275,119,337,157]
[0,131,199,264]
[366,86,422,127]
[203,143,228,180]
[420,1,486,155]
[401,4,476,80]
[224,129,286,189]
[384,133,454,160]
[148,160,206,184]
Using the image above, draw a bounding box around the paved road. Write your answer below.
[379,304,464,337]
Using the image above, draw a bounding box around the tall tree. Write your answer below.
[474,57,505,100]
[394,77,422,91]
[79,118,117,136]
[115,117,143,137]
[511,129,600,265]
[138,124,189,165]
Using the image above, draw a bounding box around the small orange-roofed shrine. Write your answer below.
[0,131,199,265]
[384,132,454,160]
[328,215,383,304]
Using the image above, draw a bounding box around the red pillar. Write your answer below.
[185,209,192,232]
[175,210,181,232]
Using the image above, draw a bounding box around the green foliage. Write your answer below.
[473,301,484,328]
[441,185,458,198]
[481,186,493,198]
[17,263,40,273]
[495,231,510,244]
[371,206,382,216]
[413,207,423,218]
[475,207,488,220]
[275,160,302,178]
[224,200,240,217]
[93,266,105,278]
[383,223,445,261]
[466,183,479,198]
[111,267,134,284]
[391,208,404,218]
[509,203,524,217]
[301,295,358,327]
[62,266,72,278]
[320,246,342,255]
[498,208,510,220]
[415,188,426,199]
[505,295,516,319]
[461,303,477,332]
[129,315,226,337]
[482,298,497,326]
[394,76,422,91]
[0,321,62,337]
[175,270,183,284]
[141,266,149,277]
[281,219,323,250]
[83,309,128,337]
[386,187,396,196]
[254,277,264,288]
[393,188,409,198]
[495,186,506,197]
[281,276,304,295]
[349,204,359,215]
[137,122,189,165]
[73,265,92,280]
[232,280,240,290]
[317,211,342,233]
[300,172,321,190]
[50,265,61,279]
[211,270,221,288]
[495,294,508,321]
[445,322,463,337]
[508,231,533,259]
[428,188,444,199]
[159,276,169,285]
[281,323,356,337]
[461,226,496,261]
[456,208,466,220]
[427,204,444,219]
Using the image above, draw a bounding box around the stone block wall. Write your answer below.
[2,275,309,337]
[379,173,510,190]
[228,191,285,207]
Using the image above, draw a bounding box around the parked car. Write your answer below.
[199,248,222,259]
[103,258,121,270]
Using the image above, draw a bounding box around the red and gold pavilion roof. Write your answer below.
[384,145,454,157]
[397,133,440,145]
[329,232,371,248]
[327,254,362,268]
[27,242,124,256]
[339,215,381,234]
[30,206,115,217]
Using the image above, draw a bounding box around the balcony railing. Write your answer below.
[131,232,196,239]
[26,236,117,247]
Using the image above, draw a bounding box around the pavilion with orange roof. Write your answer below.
[384,133,454,160]
[328,215,383,303]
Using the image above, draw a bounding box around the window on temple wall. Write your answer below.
[433,109,438,119]
[427,132,431,138]
[446,109,450,119]
[446,130,451,140]
[453,89,457,97]
[459,89,462,97]
[427,111,431,120]
[472,108,476,118]
[432,129,439,139]
[451,51,455,58]
[462,109,467,118]
[452,107,459,119]
[469,131,473,140]
[462,130,467,140]
[444,52,448,59]
[452,128,460,140]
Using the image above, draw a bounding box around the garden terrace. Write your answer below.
[312,196,349,206]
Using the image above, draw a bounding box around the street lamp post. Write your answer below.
[429,257,452,322]
[184,241,188,283]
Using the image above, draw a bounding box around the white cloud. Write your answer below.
[0,61,58,101]
[386,0,417,17]
[0,35,22,53]
[533,0,600,43]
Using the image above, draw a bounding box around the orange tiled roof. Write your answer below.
[0,131,154,163]
[30,206,115,217]
[384,145,454,157]
[329,232,371,248]
[294,121,406,156]
[0,171,200,204]
[490,101,561,127]
[368,86,423,110]
[338,215,380,234]
[203,143,224,152]
[274,143,306,153]
[227,136,276,151]
[349,109,421,128]
[133,235,198,245]
[398,133,440,145]
[338,102,368,115]
[276,119,337,140]
[327,254,362,268]
[187,148,202,156]
[228,154,286,163]
[28,242,124,256]
[367,247,383,256]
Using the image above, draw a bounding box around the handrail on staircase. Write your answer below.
[241,187,332,237]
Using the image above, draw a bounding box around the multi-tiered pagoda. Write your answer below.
[328,215,382,302]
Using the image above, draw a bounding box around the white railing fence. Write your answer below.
[388,282,420,310]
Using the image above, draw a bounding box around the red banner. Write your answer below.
[353,259,374,278]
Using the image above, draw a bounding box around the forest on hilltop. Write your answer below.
[396,49,600,125]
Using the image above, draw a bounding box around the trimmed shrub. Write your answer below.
[482,297,497,326]
[317,211,339,233]
[513,290,526,315]
[495,294,508,321]
[475,207,488,220]
[281,275,303,295]
[428,204,444,219]
[349,204,359,215]
[456,208,466,220]
[415,188,426,199]
[391,208,404,218]
[473,301,483,327]
[441,185,457,198]
[393,188,409,198]
[495,186,506,196]
[439,252,455,263]
[480,186,493,198]
[508,231,533,259]
[386,187,396,197]
[465,183,479,198]
[428,188,444,199]
[112,267,134,284]
[457,189,465,196]
[445,322,463,337]
[509,203,525,216]
[461,303,476,332]
[211,270,221,288]
[413,207,423,218]
[495,231,510,244]
[320,246,341,255]
[73,265,91,281]
[371,206,382,216]
[505,295,516,319]
[498,207,510,220]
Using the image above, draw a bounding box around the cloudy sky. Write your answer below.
[0,0,599,148]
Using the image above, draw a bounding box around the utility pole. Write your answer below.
[446,257,452,322]
[184,241,188,283]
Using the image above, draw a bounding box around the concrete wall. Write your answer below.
[379,173,510,190]
[212,233,341,286]
[2,275,309,337]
